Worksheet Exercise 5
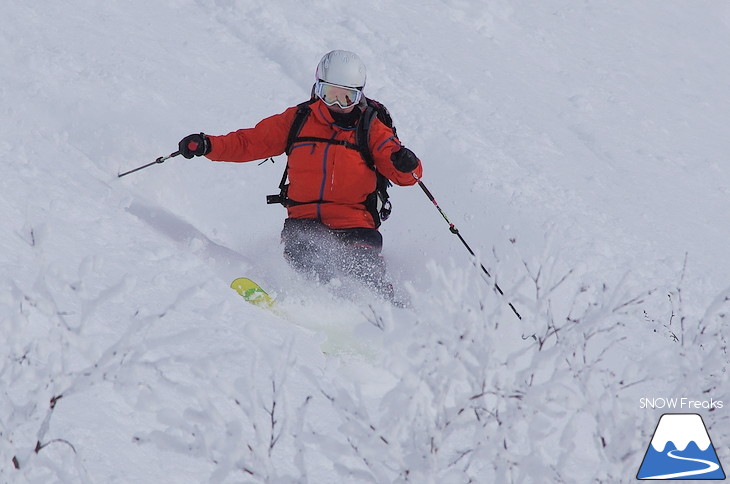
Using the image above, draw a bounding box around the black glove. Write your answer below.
[391,147,419,173]
[179,133,211,159]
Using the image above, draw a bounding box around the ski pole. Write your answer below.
[412,173,522,320]
[118,151,181,178]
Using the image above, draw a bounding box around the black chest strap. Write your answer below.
[267,102,389,226]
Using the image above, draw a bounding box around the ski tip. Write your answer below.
[230,278,276,308]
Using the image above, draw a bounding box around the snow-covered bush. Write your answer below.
[306,257,729,483]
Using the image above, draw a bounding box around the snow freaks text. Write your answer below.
[639,398,724,410]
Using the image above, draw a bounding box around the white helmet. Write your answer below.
[315,50,367,88]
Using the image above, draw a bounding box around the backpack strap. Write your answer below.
[267,101,323,207]
[266,101,315,206]
[356,106,378,170]
[356,104,393,228]
[285,100,317,156]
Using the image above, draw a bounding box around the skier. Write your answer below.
[178,50,423,300]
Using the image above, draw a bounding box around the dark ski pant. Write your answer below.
[280,218,388,291]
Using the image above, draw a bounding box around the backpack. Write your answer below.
[266,97,396,228]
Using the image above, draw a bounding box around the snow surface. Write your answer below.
[2,1,730,482]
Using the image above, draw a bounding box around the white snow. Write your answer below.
[651,414,711,452]
[2,1,730,482]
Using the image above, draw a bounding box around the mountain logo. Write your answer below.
[637,413,726,480]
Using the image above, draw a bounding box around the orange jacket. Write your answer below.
[206,99,422,229]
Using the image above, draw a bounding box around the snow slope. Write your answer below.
[2,1,729,482]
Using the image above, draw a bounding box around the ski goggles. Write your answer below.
[315,80,363,109]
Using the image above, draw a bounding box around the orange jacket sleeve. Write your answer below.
[368,117,423,186]
[205,107,299,163]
